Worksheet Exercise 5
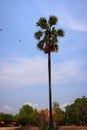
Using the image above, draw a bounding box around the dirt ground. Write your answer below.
[59,126,87,130]
[0,127,19,130]
[0,126,40,130]
[0,126,87,130]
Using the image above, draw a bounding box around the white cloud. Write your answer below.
[23,102,47,110]
[0,56,48,88]
[52,60,80,83]
[60,103,69,111]
[0,105,14,113]
[0,56,86,88]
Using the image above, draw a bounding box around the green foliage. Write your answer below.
[57,29,65,37]
[48,16,58,27]
[34,15,64,53]
[19,104,33,115]
[15,104,34,126]
[65,96,87,125]
[34,30,43,40]
[36,17,47,29]
[0,96,87,126]
[53,102,60,111]
[0,113,14,126]
[37,40,44,50]
[53,102,64,126]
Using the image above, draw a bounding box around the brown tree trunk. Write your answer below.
[48,52,53,129]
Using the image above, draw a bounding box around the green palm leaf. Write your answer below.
[34,15,65,53]
[34,30,43,40]
[57,29,65,37]
[37,40,44,50]
[36,17,47,29]
[48,16,58,27]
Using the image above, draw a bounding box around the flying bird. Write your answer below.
[19,40,21,42]
[0,29,2,31]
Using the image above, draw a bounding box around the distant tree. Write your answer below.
[74,96,87,125]
[34,109,47,128]
[53,102,60,111]
[0,112,13,125]
[65,104,76,125]
[65,96,87,125]
[53,102,64,126]
[15,104,34,127]
[19,104,33,115]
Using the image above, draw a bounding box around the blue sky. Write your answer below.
[0,0,87,114]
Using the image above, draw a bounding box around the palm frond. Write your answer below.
[37,40,44,50]
[36,17,47,29]
[57,29,65,37]
[34,30,43,40]
[48,16,58,27]
[51,27,57,36]
[51,36,58,44]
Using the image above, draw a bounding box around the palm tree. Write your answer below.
[34,15,65,129]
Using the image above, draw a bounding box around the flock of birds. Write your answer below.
[0,28,28,44]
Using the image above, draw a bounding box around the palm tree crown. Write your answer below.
[34,15,65,54]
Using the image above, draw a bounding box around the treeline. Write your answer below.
[0,96,87,127]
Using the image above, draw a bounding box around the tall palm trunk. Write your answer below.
[35,16,65,129]
[48,52,53,129]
